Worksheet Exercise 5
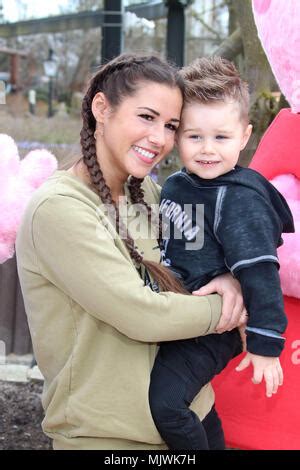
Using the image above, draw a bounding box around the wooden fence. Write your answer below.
[0,255,32,355]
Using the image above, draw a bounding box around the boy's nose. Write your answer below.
[201,139,215,154]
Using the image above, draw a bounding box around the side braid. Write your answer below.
[127,176,188,295]
[81,117,144,265]
[80,53,188,294]
[128,176,163,245]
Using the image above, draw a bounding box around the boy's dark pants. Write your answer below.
[149,329,243,450]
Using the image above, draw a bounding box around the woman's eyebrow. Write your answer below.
[137,107,180,123]
[137,106,159,115]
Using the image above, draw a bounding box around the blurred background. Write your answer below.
[0,3,298,452]
[0,0,287,181]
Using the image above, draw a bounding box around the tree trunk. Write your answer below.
[234,0,272,104]
[69,30,100,94]
[233,0,278,166]
[225,0,239,35]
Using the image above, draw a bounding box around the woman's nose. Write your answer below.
[148,125,166,147]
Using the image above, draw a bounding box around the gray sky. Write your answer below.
[2,0,74,22]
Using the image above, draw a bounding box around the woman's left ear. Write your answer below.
[241,124,253,150]
[91,92,111,123]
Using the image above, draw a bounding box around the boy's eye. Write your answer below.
[139,113,154,121]
[166,123,178,132]
[216,135,227,140]
[189,135,202,140]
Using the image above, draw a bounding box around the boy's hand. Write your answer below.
[235,352,283,397]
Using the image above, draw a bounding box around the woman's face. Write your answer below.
[93,82,183,183]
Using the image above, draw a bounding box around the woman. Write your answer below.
[16,53,245,450]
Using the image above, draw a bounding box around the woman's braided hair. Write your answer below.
[80,53,188,294]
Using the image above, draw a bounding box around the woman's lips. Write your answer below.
[132,145,158,165]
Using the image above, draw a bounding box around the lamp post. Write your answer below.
[43,48,58,118]
[101,0,123,63]
[165,0,193,67]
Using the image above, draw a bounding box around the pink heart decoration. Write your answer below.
[252,0,300,113]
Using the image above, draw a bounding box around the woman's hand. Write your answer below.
[192,273,247,333]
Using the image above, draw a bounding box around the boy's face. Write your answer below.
[177,100,252,179]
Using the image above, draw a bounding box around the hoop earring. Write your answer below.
[94,124,104,139]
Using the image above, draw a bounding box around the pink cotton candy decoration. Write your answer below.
[271,174,300,201]
[19,149,58,189]
[270,174,300,299]
[252,0,300,113]
[0,134,57,264]
[253,0,272,14]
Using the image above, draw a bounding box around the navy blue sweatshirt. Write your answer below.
[160,166,294,357]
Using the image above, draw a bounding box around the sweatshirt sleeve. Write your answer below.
[235,263,287,357]
[215,186,283,273]
[215,186,287,356]
[31,195,222,342]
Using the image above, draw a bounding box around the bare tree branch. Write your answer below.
[198,1,227,17]
[190,9,224,41]
[213,27,242,60]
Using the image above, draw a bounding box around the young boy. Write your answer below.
[149,57,294,450]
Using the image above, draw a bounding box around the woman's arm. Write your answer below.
[29,195,222,343]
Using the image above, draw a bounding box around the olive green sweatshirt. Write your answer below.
[16,171,222,450]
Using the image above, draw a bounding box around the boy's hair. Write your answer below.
[180,56,250,124]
